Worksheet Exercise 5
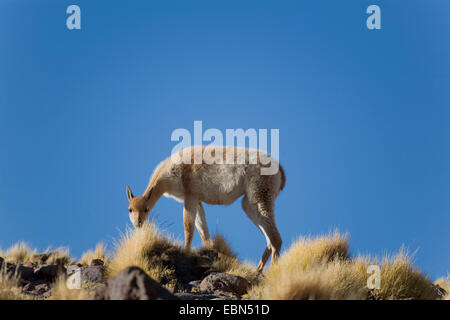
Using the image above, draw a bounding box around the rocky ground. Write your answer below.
[93,267,248,300]
[0,254,253,300]
[1,229,448,300]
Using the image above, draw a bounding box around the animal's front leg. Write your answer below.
[195,202,210,246]
[183,198,197,250]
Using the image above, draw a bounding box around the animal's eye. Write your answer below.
[146,208,149,212]
[129,208,132,213]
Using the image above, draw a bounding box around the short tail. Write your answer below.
[279,164,286,191]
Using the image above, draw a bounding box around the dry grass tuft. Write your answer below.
[368,249,440,300]
[249,231,365,300]
[107,222,182,285]
[0,267,28,300]
[434,275,450,300]
[249,233,441,300]
[253,259,367,300]
[44,247,72,265]
[1,242,72,266]
[48,276,91,300]
[80,243,109,266]
[1,242,38,265]
[202,235,235,257]
[281,231,350,268]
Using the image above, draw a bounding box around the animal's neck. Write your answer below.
[143,176,165,212]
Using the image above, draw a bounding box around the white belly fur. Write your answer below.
[163,192,184,203]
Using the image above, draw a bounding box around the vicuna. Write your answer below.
[126,146,285,272]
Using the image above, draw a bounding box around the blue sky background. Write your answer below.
[0,1,448,279]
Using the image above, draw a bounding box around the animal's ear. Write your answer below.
[126,185,134,202]
[146,188,153,201]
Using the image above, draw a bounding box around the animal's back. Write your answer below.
[158,146,284,205]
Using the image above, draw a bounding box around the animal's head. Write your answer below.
[126,186,152,228]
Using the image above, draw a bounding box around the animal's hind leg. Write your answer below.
[256,201,282,265]
[195,202,210,246]
[242,195,282,272]
[257,247,271,273]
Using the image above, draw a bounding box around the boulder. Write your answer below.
[0,259,33,281]
[93,266,178,300]
[3,262,17,275]
[22,280,51,298]
[34,264,66,281]
[66,265,105,289]
[80,265,104,283]
[16,265,35,281]
[199,272,249,296]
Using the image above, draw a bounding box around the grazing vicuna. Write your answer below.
[126,146,285,272]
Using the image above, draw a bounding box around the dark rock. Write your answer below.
[175,292,233,300]
[17,265,35,281]
[80,265,104,283]
[0,258,15,276]
[34,264,66,280]
[22,280,51,298]
[92,266,178,300]
[199,272,249,296]
[4,262,16,274]
[90,259,104,266]
[141,245,210,289]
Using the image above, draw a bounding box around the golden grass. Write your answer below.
[0,242,71,266]
[44,247,72,265]
[253,259,367,300]
[0,267,28,300]
[48,275,91,300]
[272,231,350,270]
[248,232,366,299]
[366,249,440,300]
[249,232,441,300]
[1,242,37,265]
[107,222,180,283]
[434,275,449,300]
[80,243,109,266]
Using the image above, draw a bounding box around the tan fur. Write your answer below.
[126,146,286,272]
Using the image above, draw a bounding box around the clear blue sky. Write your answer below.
[0,1,448,279]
